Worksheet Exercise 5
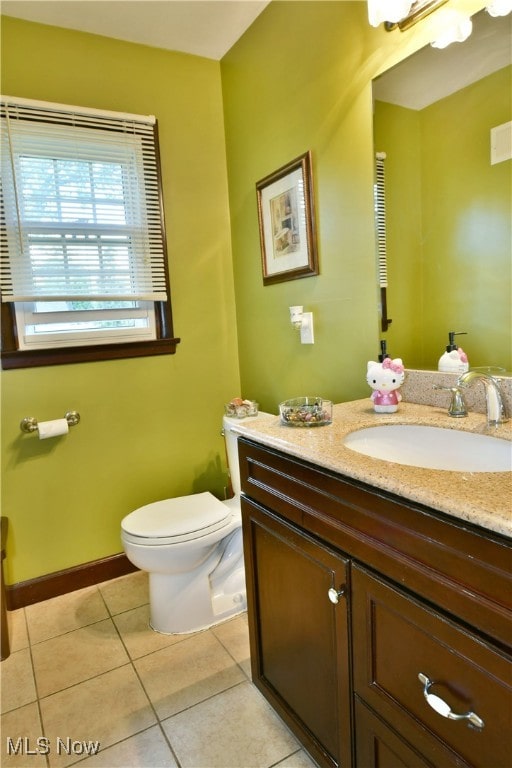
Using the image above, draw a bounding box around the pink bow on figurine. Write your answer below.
[382,358,404,374]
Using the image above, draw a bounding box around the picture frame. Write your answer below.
[256,151,318,285]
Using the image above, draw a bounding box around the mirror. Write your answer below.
[372,9,511,372]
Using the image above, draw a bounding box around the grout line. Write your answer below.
[106,593,183,768]
[23,606,51,768]
[25,583,114,646]
[61,724,179,768]
[269,747,314,768]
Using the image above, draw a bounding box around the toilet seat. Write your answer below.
[121,491,231,545]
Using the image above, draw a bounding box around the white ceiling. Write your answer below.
[1,0,271,60]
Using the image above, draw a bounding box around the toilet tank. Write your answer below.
[222,415,242,497]
[222,413,272,497]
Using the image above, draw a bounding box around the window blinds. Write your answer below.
[0,97,168,302]
[374,152,388,289]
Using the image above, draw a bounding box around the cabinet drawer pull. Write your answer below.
[328,586,346,604]
[418,673,485,730]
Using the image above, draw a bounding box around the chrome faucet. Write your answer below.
[457,371,509,426]
[433,385,467,418]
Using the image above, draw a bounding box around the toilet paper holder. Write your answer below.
[20,411,81,434]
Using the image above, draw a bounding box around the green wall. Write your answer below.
[1,1,488,586]
[222,2,381,410]
[421,66,511,370]
[375,66,512,370]
[1,17,240,584]
[220,0,486,408]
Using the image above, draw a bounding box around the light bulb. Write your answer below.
[486,0,512,16]
[367,0,414,27]
[431,11,472,48]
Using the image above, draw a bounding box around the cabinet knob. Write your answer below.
[328,586,346,604]
[418,673,484,730]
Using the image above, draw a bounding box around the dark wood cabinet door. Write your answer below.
[242,497,351,768]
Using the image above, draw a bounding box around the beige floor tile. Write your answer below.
[113,604,188,660]
[1,571,319,768]
[240,658,252,680]
[6,608,28,652]
[134,630,245,720]
[212,613,251,677]
[99,570,148,615]
[40,664,156,768]
[1,648,37,714]
[32,619,129,697]
[72,725,178,768]
[275,749,319,767]
[25,587,109,645]
[1,701,46,767]
[162,680,299,768]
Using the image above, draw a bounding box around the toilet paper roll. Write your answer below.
[38,418,69,440]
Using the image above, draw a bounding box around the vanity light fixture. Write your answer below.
[367,0,416,27]
[368,0,510,48]
[367,0,448,31]
[368,0,512,35]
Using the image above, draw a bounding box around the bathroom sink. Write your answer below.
[343,425,512,472]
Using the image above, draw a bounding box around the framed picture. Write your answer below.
[256,151,318,285]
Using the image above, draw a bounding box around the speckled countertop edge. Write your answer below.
[232,400,512,539]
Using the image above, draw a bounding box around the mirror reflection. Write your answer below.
[372,9,511,372]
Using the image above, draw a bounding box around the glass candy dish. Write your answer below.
[279,397,332,427]
[224,399,259,418]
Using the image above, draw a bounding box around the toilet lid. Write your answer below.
[121,491,231,544]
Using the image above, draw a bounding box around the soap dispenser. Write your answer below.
[378,340,390,362]
[438,331,469,373]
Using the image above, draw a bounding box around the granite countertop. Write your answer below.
[232,400,512,539]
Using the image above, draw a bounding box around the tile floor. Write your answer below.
[1,571,318,768]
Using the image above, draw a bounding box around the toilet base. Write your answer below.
[150,606,246,635]
[148,557,247,635]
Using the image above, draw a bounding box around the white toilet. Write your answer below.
[121,414,251,634]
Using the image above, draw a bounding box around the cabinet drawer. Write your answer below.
[354,698,435,768]
[352,565,512,768]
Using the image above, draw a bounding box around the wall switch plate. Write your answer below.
[491,121,512,165]
[300,312,314,344]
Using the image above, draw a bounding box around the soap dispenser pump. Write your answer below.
[438,331,469,373]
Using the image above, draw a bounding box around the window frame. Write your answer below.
[0,99,180,369]
[1,299,179,369]
[14,300,158,349]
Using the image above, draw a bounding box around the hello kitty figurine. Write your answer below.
[366,358,405,413]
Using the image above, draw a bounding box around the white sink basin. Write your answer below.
[343,425,512,472]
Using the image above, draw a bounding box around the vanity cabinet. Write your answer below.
[239,437,512,768]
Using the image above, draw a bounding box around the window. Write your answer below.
[0,97,179,368]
